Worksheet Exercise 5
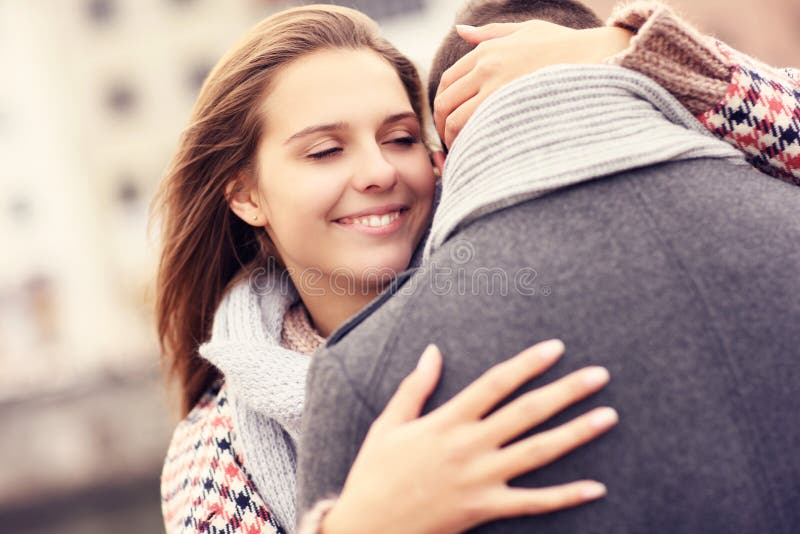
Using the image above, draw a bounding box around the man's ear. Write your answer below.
[225,173,267,227]
[431,150,446,177]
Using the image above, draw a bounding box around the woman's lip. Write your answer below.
[334,203,409,220]
[334,209,408,236]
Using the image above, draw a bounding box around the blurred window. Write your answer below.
[86,0,116,25]
[9,196,32,224]
[188,62,213,93]
[116,175,141,208]
[106,81,137,116]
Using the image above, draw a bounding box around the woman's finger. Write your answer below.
[376,344,443,426]
[489,406,619,481]
[442,89,485,147]
[456,22,523,44]
[435,48,478,103]
[488,480,607,519]
[431,339,565,424]
[433,69,480,141]
[480,366,610,447]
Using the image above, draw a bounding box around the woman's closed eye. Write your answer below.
[307,145,343,160]
[307,135,417,160]
[383,134,419,148]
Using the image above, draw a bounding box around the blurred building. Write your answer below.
[0,0,796,532]
[0,0,459,532]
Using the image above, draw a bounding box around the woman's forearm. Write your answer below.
[607,0,800,183]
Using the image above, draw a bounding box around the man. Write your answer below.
[297,1,800,532]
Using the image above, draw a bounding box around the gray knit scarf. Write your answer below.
[424,64,746,259]
[199,65,744,533]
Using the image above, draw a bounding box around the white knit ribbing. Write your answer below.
[423,64,746,261]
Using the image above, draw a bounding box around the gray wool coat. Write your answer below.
[297,67,800,533]
[299,156,800,533]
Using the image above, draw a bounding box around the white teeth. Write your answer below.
[340,210,401,228]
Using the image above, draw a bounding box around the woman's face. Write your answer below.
[251,47,436,285]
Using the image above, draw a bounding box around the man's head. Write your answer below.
[428,0,603,112]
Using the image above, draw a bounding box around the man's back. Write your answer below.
[298,158,800,533]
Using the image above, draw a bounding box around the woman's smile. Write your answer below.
[334,204,410,236]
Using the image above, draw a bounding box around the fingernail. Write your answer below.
[455,24,477,32]
[582,482,607,500]
[582,367,610,388]
[536,339,565,362]
[590,407,619,430]
[417,344,439,372]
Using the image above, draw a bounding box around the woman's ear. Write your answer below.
[225,174,267,227]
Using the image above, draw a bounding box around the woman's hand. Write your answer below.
[321,339,617,534]
[434,21,633,147]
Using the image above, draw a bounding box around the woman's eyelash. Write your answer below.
[388,136,418,146]
[307,136,417,160]
[308,147,342,160]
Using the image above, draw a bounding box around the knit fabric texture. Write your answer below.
[423,64,745,260]
[607,1,799,181]
[282,303,326,355]
[607,1,731,115]
[196,274,324,533]
[161,294,323,534]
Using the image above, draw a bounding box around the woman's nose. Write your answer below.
[351,145,399,193]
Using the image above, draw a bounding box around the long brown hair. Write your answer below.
[151,5,428,416]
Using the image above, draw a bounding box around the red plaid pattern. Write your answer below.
[161,384,283,534]
[698,42,800,184]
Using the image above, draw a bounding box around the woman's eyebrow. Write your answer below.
[383,111,418,125]
[284,122,347,145]
[284,112,419,145]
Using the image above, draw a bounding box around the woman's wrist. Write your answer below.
[318,502,348,534]
[593,26,634,63]
[604,0,731,115]
[317,497,377,534]
[298,497,341,534]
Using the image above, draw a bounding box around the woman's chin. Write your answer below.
[351,251,413,281]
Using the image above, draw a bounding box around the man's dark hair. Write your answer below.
[428,0,603,114]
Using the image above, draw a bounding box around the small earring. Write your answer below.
[252,215,258,221]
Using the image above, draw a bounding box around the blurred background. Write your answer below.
[0,0,797,532]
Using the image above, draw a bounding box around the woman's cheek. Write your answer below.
[289,169,342,219]
[412,162,437,203]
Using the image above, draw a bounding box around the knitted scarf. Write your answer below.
[199,272,304,532]
[199,65,744,533]
[424,64,746,259]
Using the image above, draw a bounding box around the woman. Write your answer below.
[157,7,617,533]
[155,2,799,534]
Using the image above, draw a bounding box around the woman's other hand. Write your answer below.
[434,21,633,147]
[321,339,617,534]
